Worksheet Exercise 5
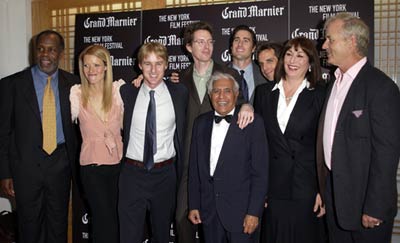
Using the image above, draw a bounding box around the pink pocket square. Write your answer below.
[352,109,363,118]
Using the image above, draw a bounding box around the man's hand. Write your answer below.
[131,74,143,88]
[1,178,15,197]
[362,214,383,228]
[237,104,254,129]
[188,209,202,224]
[169,72,180,83]
[243,214,258,234]
[313,193,325,217]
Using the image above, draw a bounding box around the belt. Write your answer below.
[125,157,174,169]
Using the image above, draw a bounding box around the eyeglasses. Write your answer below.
[192,39,215,47]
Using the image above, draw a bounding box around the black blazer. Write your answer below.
[316,62,400,230]
[119,80,188,183]
[0,67,79,180]
[188,109,269,232]
[254,82,325,200]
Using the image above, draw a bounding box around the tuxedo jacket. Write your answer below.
[227,61,267,104]
[0,67,79,180]
[188,109,269,232]
[254,82,325,200]
[316,61,400,230]
[176,62,243,220]
[119,81,188,183]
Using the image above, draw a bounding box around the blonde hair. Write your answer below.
[78,45,113,112]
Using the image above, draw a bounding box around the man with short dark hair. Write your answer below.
[0,30,79,243]
[256,42,282,82]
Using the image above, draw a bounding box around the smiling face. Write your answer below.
[36,33,64,75]
[231,29,255,62]
[258,48,278,81]
[82,54,106,86]
[139,52,167,89]
[186,29,214,63]
[210,78,238,116]
[283,46,310,81]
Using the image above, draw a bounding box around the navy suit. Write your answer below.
[118,80,188,243]
[188,109,268,242]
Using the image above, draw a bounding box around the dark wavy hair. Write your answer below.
[275,37,321,88]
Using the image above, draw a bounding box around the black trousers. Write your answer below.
[176,170,198,243]
[202,207,253,243]
[325,172,394,243]
[118,162,176,243]
[81,163,120,243]
[13,145,70,243]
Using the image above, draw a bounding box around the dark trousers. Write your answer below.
[13,145,71,243]
[81,163,120,243]
[118,162,176,243]
[325,172,394,243]
[176,170,198,243]
[202,209,253,243]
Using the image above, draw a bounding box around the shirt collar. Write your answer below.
[272,78,310,92]
[33,65,59,82]
[141,80,167,97]
[193,60,214,78]
[232,62,253,74]
[334,57,367,82]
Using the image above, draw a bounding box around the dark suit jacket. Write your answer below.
[188,109,269,232]
[316,61,400,230]
[176,62,243,220]
[227,61,267,104]
[119,80,188,183]
[254,82,325,200]
[0,67,79,181]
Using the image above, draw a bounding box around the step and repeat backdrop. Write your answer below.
[73,0,373,242]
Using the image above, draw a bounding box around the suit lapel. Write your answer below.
[284,88,313,135]
[58,71,71,132]
[269,88,292,153]
[335,64,367,129]
[22,70,41,122]
[213,109,239,174]
[122,84,139,147]
[183,65,202,106]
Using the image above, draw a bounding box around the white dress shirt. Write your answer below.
[209,109,235,176]
[126,82,176,163]
[273,78,310,133]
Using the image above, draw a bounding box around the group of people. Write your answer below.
[0,12,399,243]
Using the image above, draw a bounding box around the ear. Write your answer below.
[186,43,192,54]
[139,63,143,71]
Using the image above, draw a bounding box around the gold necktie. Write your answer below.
[42,76,57,154]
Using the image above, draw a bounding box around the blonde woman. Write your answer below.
[70,45,124,243]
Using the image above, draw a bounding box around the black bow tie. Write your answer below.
[214,115,233,124]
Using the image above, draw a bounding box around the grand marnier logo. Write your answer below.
[291,28,319,40]
[84,16,138,28]
[221,5,285,19]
